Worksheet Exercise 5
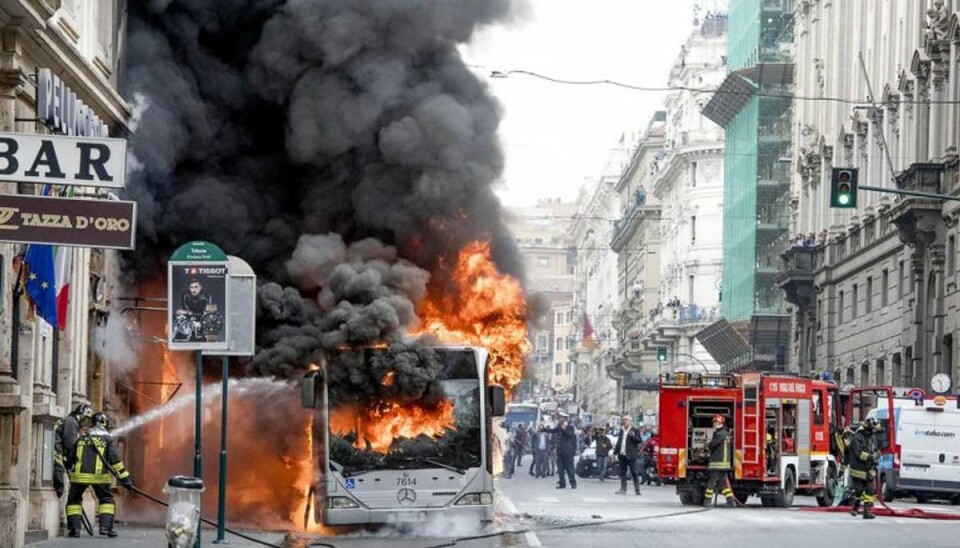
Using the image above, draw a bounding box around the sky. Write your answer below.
[463,0,705,207]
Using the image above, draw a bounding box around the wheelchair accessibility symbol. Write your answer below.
[344,478,356,489]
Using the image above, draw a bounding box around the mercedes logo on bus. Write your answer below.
[397,488,417,506]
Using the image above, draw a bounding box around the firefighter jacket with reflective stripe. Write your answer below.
[69,427,129,485]
[54,415,81,467]
[708,426,732,471]
[848,429,877,481]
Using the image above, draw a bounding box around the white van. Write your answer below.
[874,398,960,504]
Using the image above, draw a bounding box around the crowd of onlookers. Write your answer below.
[502,418,662,489]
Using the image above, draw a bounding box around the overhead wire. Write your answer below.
[486,69,960,106]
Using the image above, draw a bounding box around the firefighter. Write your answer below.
[848,418,880,519]
[66,412,133,537]
[54,404,94,499]
[834,425,855,506]
[703,413,736,507]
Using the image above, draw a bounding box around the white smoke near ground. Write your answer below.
[95,251,142,375]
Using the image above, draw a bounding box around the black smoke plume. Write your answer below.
[122,0,528,381]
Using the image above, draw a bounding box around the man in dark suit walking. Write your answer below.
[613,415,642,495]
[544,414,578,489]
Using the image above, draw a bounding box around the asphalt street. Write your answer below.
[31,458,960,548]
[495,458,960,548]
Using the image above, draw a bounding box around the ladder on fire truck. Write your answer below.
[742,380,761,465]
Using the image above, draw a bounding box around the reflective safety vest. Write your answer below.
[848,429,877,481]
[69,429,129,485]
[708,427,732,471]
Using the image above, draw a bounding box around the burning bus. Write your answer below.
[300,345,505,525]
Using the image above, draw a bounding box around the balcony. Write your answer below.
[777,246,816,308]
[610,200,661,252]
[891,163,946,248]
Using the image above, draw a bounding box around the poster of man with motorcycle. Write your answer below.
[168,260,228,350]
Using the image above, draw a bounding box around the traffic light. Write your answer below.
[656,346,668,362]
[830,167,858,208]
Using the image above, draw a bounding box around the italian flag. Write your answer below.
[51,185,73,331]
[54,245,71,331]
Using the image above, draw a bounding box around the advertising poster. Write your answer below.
[168,262,229,350]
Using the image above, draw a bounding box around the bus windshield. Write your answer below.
[328,350,483,475]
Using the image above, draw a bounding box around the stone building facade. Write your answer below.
[0,2,129,546]
[783,0,960,394]
[507,199,576,391]
[570,173,621,424]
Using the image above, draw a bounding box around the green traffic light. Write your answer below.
[837,194,850,205]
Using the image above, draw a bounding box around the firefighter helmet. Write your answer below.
[712,414,725,426]
[72,403,93,420]
[91,412,109,429]
[862,417,877,431]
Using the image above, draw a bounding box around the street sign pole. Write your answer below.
[194,350,203,548]
[203,255,256,544]
[214,355,229,544]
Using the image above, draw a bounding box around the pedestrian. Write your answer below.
[548,430,557,476]
[54,404,93,499]
[703,414,736,507]
[515,422,529,467]
[503,426,516,478]
[613,415,642,495]
[594,426,612,482]
[849,418,880,519]
[531,424,550,477]
[641,430,661,486]
[66,412,133,537]
[544,414,578,489]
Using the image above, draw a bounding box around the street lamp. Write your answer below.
[671,352,711,374]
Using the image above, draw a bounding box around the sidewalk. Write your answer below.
[30,524,292,547]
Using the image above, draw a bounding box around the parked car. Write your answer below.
[576,434,618,478]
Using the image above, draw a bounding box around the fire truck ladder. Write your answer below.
[741,382,761,465]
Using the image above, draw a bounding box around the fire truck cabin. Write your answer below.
[658,372,840,508]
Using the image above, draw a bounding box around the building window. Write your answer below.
[556,312,563,325]
[892,353,902,385]
[555,363,562,375]
[908,261,915,294]
[690,216,697,244]
[838,290,845,323]
[949,236,956,276]
[898,261,905,300]
[851,284,858,319]
[817,299,822,331]
[690,161,698,187]
[881,269,889,308]
[41,425,54,485]
[556,337,563,351]
[565,363,572,375]
[688,275,695,304]
[538,257,549,267]
[865,276,873,314]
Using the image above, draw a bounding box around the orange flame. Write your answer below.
[329,400,456,453]
[415,240,529,392]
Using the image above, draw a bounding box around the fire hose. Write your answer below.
[86,442,337,548]
[799,471,960,520]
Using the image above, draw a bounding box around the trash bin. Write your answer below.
[163,476,204,548]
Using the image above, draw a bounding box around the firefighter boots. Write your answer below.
[99,513,118,537]
[849,500,860,516]
[66,515,82,537]
[862,504,876,520]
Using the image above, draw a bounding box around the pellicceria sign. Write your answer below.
[0,194,136,249]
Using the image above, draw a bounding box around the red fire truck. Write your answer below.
[657,371,897,507]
